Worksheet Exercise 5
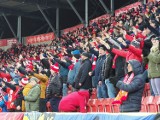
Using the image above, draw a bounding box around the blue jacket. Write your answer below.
[0,95,8,112]
[116,59,146,112]
[92,54,106,85]
[67,59,81,85]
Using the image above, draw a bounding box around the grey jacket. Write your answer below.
[25,84,41,112]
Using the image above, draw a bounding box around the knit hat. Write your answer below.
[21,78,29,86]
[50,62,59,73]
[81,52,90,58]
[71,50,80,55]
[30,77,39,83]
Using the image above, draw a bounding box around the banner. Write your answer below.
[0,39,7,47]
[0,113,24,120]
[26,32,55,44]
[7,38,17,46]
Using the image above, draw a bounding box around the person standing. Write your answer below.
[147,37,160,96]
[89,45,108,98]
[46,63,62,112]
[24,77,41,112]
[74,52,92,90]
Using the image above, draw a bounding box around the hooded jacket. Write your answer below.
[116,59,146,112]
[58,90,89,113]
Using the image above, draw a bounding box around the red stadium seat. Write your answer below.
[112,103,120,113]
[96,98,104,112]
[140,96,148,112]
[146,96,157,112]
[103,98,114,113]
[154,96,160,112]
[87,99,98,112]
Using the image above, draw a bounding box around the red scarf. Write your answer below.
[112,55,118,69]
[112,73,134,104]
[68,60,79,70]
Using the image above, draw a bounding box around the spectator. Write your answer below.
[24,77,41,112]
[67,50,81,91]
[89,45,108,98]
[58,89,91,113]
[113,60,146,112]
[46,63,62,112]
[147,37,160,96]
[74,52,92,90]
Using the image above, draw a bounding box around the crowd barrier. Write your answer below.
[0,112,157,120]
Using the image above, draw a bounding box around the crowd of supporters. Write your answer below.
[0,1,159,113]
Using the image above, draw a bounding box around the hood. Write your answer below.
[128,59,143,76]
[78,90,89,101]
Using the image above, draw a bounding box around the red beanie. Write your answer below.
[21,78,29,86]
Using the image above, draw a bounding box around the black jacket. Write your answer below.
[101,54,114,81]
[46,74,62,98]
[74,58,92,90]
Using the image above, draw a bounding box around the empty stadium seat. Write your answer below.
[87,99,98,112]
[140,96,148,112]
[112,103,120,113]
[154,96,160,112]
[102,98,114,113]
[95,98,104,112]
[146,96,157,112]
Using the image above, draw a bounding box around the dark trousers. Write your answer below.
[49,96,61,112]
[39,98,47,112]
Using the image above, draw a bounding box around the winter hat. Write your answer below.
[21,78,29,86]
[30,77,39,83]
[50,62,59,73]
[81,52,90,58]
[71,50,80,55]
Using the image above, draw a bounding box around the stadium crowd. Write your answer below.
[0,1,159,113]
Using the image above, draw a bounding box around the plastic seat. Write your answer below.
[103,98,114,113]
[154,96,160,112]
[112,103,120,113]
[96,98,104,112]
[87,99,98,112]
[146,96,157,112]
[140,96,148,112]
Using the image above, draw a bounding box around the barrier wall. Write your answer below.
[0,112,156,120]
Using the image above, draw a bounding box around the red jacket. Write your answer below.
[58,90,89,113]
[112,48,142,62]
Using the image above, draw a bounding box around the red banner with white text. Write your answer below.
[0,38,17,47]
[26,32,55,44]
